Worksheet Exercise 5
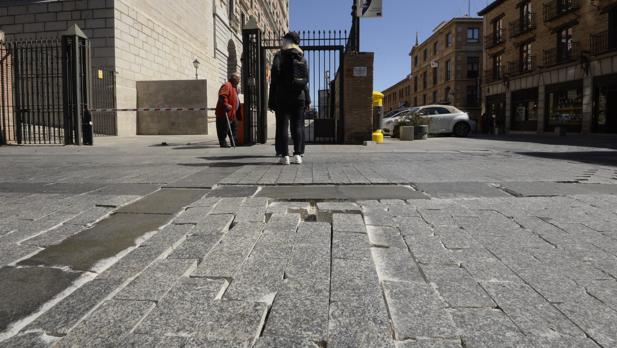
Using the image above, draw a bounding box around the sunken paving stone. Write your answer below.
[481,281,585,339]
[20,224,85,247]
[115,259,197,302]
[257,185,428,200]
[19,212,172,271]
[382,280,458,340]
[421,265,495,308]
[117,189,207,214]
[192,222,265,278]
[235,206,267,223]
[0,332,53,348]
[367,226,407,248]
[208,185,259,197]
[363,207,398,227]
[450,308,533,348]
[266,201,311,215]
[135,277,228,336]
[56,300,155,347]
[0,266,80,332]
[242,197,269,208]
[414,182,512,198]
[371,247,425,283]
[332,213,366,233]
[25,278,125,336]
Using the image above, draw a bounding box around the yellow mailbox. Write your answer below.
[372,91,384,107]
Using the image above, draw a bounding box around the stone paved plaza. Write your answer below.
[1,135,617,347]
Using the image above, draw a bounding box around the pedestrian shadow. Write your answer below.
[177,161,274,168]
[517,151,617,167]
[200,155,274,161]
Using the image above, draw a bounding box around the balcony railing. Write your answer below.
[508,56,536,76]
[591,30,617,55]
[484,69,503,83]
[543,0,580,22]
[509,13,536,38]
[543,41,580,66]
[485,30,506,49]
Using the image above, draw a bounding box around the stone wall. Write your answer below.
[342,52,374,144]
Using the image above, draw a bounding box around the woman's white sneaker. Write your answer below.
[278,156,290,165]
[293,155,303,164]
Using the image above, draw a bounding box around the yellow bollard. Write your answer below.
[372,129,384,144]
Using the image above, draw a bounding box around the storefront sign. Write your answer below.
[357,0,382,18]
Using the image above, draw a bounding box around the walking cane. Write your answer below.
[225,112,236,149]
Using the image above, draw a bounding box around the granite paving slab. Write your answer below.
[223,254,287,302]
[0,243,40,268]
[118,334,188,348]
[332,213,366,233]
[172,206,216,224]
[191,214,234,235]
[382,280,457,340]
[0,266,80,332]
[185,301,268,342]
[0,332,51,348]
[367,225,406,248]
[372,247,424,283]
[450,308,531,348]
[168,233,222,260]
[210,197,246,214]
[414,182,511,198]
[258,185,428,200]
[56,300,155,347]
[421,265,495,308]
[253,336,320,348]
[208,185,259,197]
[20,224,85,248]
[117,189,207,214]
[25,278,125,336]
[332,232,372,260]
[394,339,463,348]
[115,259,197,302]
[327,300,395,348]
[557,295,617,347]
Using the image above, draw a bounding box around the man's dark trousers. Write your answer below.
[216,117,237,147]
[275,106,305,156]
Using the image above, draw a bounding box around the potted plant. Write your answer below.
[396,111,430,140]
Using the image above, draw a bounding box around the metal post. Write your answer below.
[352,0,360,52]
[62,24,89,145]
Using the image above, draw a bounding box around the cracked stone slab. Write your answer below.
[372,247,424,283]
[397,217,434,236]
[402,233,458,266]
[262,280,329,341]
[25,278,125,336]
[0,266,80,332]
[141,223,195,252]
[115,259,197,302]
[223,254,286,302]
[481,281,584,339]
[455,250,522,283]
[332,213,366,233]
[192,222,264,278]
[421,265,495,308]
[450,308,532,347]
[135,277,227,336]
[97,245,168,281]
[56,300,155,347]
[382,280,457,340]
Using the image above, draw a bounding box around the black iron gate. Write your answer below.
[242,29,347,145]
[0,25,92,145]
[91,67,117,136]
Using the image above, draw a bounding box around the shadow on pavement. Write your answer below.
[178,162,273,168]
[516,151,617,167]
[470,134,617,150]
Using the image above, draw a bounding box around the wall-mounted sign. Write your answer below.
[97,69,104,80]
[353,67,368,77]
[357,0,382,18]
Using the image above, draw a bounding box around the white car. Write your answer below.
[383,105,472,137]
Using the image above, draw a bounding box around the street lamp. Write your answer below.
[193,59,200,80]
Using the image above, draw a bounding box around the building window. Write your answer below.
[414,56,419,67]
[423,94,427,105]
[520,42,533,72]
[433,41,439,55]
[521,1,533,31]
[423,72,427,89]
[423,49,428,62]
[492,54,502,80]
[467,27,480,43]
[445,60,451,81]
[433,91,438,103]
[229,0,235,21]
[466,85,479,106]
[446,32,452,47]
[432,67,438,86]
[557,25,574,60]
[547,84,583,131]
[492,18,504,44]
[414,76,418,92]
[414,97,417,106]
[467,56,479,78]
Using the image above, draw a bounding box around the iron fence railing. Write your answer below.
[543,0,580,22]
[508,56,536,76]
[509,13,537,38]
[485,30,506,49]
[91,67,116,136]
[543,41,580,66]
[484,69,502,83]
[590,30,617,56]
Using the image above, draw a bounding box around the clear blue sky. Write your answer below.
[290,0,492,91]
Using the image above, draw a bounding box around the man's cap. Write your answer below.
[283,32,300,45]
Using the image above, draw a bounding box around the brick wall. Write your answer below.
[342,52,374,144]
[0,33,14,144]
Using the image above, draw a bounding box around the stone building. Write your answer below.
[479,0,617,134]
[0,0,288,136]
[382,76,412,112]
[409,17,483,122]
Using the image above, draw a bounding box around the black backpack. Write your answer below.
[280,52,308,94]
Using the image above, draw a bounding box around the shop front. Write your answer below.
[545,81,583,133]
[510,88,539,132]
[485,93,506,134]
[594,74,617,134]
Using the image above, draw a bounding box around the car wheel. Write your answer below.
[453,122,471,137]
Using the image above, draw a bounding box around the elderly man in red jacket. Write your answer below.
[215,72,240,148]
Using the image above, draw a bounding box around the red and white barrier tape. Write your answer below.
[89,107,210,112]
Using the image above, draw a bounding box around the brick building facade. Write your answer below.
[382,76,412,112]
[410,17,483,122]
[0,0,288,136]
[479,0,617,134]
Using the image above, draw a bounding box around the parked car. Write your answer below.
[383,105,472,137]
[381,107,418,136]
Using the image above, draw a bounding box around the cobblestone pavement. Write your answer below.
[1,135,617,347]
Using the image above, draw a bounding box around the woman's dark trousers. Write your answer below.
[275,106,305,156]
